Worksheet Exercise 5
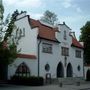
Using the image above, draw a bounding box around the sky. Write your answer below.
[3,0,90,40]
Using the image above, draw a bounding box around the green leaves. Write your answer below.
[0,10,21,65]
[80,21,90,64]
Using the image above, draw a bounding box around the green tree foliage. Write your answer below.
[40,10,58,25]
[0,9,21,80]
[0,10,20,65]
[80,21,90,64]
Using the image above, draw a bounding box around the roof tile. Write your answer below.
[30,19,59,42]
[72,37,83,48]
[17,54,36,59]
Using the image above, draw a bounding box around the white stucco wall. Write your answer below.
[8,58,38,79]
[8,14,39,79]
[14,15,38,56]
[39,40,60,79]
[56,24,84,78]
[71,47,84,77]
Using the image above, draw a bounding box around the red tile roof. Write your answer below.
[17,54,36,59]
[29,17,83,48]
[72,37,83,48]
[30,19,59,42]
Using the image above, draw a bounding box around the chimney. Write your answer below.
[63,22,65,25]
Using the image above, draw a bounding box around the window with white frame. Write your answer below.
[61,47,69,56]
[75,50,81,58]
[42,43,52,53]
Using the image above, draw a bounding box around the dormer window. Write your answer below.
[64,31,67,40]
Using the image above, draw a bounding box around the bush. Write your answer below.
[9,75,44,86]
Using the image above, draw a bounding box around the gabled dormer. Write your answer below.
[56,22,72,47]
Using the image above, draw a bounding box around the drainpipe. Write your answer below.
[38,39,41,77]
[83,51,85,79]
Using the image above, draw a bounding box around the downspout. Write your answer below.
[38,39,41,77]
[82,43,85,79]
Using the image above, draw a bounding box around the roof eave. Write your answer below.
[71,44,84,49]
[37,36,60,43]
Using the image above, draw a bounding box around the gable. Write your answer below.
[30,19,59,42]
[71,37,83,49]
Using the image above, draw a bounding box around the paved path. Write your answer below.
[0,83,90,90]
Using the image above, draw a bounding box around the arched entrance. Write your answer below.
[86,69,90,81]
[57,62,64,78]
[66,63,73,77]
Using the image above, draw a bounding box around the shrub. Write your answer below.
[9,75,44,86]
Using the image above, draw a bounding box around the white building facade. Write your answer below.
[8,12,84,79]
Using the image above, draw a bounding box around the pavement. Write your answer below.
[0,83,90,90]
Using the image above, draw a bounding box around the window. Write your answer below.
[75,50,81,58]
[61,47,69,56]
[42,43,52,53]
[64,31,67,40]
[77,65,81,71]
[15,62,30,77]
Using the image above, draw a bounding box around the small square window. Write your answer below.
[75,50,81,58]
[61,47,69,56]
[42,43,52,53]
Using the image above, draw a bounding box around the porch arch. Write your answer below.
[86,69,90,81]
[57,62,64,78]
[66,63,73,77]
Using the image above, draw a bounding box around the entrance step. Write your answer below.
[51,78,59,84]
[44,78,59,85]
[58,77,85,85]
[45,77,87,85]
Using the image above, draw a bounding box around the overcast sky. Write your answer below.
[3,0,90,39]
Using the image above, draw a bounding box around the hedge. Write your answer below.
[8,75,44,86]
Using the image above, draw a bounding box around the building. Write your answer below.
[8,12,84,80]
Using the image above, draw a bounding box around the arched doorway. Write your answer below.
[66,63,73,77]
[15,62,30,77]
[86,69,90,81]
[57,62,64,78]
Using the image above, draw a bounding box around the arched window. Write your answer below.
[15,62,30,77]
[77,65,81,71]
[64,31,67,40]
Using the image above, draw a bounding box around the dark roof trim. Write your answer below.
[17,54,37,59]
[15,15,28,21]
[71,44,83,49]
[58,23,71,30]
[38,36,60,43]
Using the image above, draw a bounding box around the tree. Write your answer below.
[79,21,90,64]
[0,9,21,80]
[0,0,4,20]
[40,10,58,25]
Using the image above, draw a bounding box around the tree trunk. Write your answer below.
[0,64,8,81]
